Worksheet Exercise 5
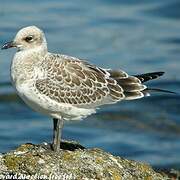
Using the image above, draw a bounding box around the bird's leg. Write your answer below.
[52,118,64,152]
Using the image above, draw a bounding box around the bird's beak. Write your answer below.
[1,41,16,50]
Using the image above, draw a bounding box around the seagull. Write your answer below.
[1,26,168,152]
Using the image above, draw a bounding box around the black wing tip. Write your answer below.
[144,71,165,76]
[146,88,178,95]
[134,71,165,83]
[155,71,165,76]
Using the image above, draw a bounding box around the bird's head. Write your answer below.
[1,26,47,52]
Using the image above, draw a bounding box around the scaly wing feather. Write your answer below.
[35,54,125,108]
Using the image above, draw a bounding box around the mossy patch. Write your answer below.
[16,143,34,152]
[4,151,40,174]
[4,154,23,171]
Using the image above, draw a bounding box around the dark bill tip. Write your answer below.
[1,41,15,50]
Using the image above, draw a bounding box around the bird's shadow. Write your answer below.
[57,140,85,151]
[39,140,86,152]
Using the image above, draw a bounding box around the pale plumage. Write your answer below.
[2,26,164,151]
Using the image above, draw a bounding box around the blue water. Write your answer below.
[0,0,180,169]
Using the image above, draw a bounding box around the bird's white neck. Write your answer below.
[11,45,48,85]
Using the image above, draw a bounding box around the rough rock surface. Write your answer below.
[0,140,170,180]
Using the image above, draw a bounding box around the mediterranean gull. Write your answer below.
[2,26,166,152]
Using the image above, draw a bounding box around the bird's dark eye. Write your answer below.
[24,36,33,42]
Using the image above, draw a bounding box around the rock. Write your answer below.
[0,140,169,180]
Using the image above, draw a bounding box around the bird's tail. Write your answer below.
[109,70,176,100]
[115,71,176,100]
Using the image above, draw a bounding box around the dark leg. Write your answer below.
[52,118,64,152]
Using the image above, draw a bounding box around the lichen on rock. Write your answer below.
[0,140,169,180]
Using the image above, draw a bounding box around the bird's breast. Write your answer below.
[10,52,45,86]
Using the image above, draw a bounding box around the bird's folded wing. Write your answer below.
[35,54,125,108]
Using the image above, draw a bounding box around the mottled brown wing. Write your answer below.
[35,54,125,108]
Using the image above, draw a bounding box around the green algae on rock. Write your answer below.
[0,140,168,180]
